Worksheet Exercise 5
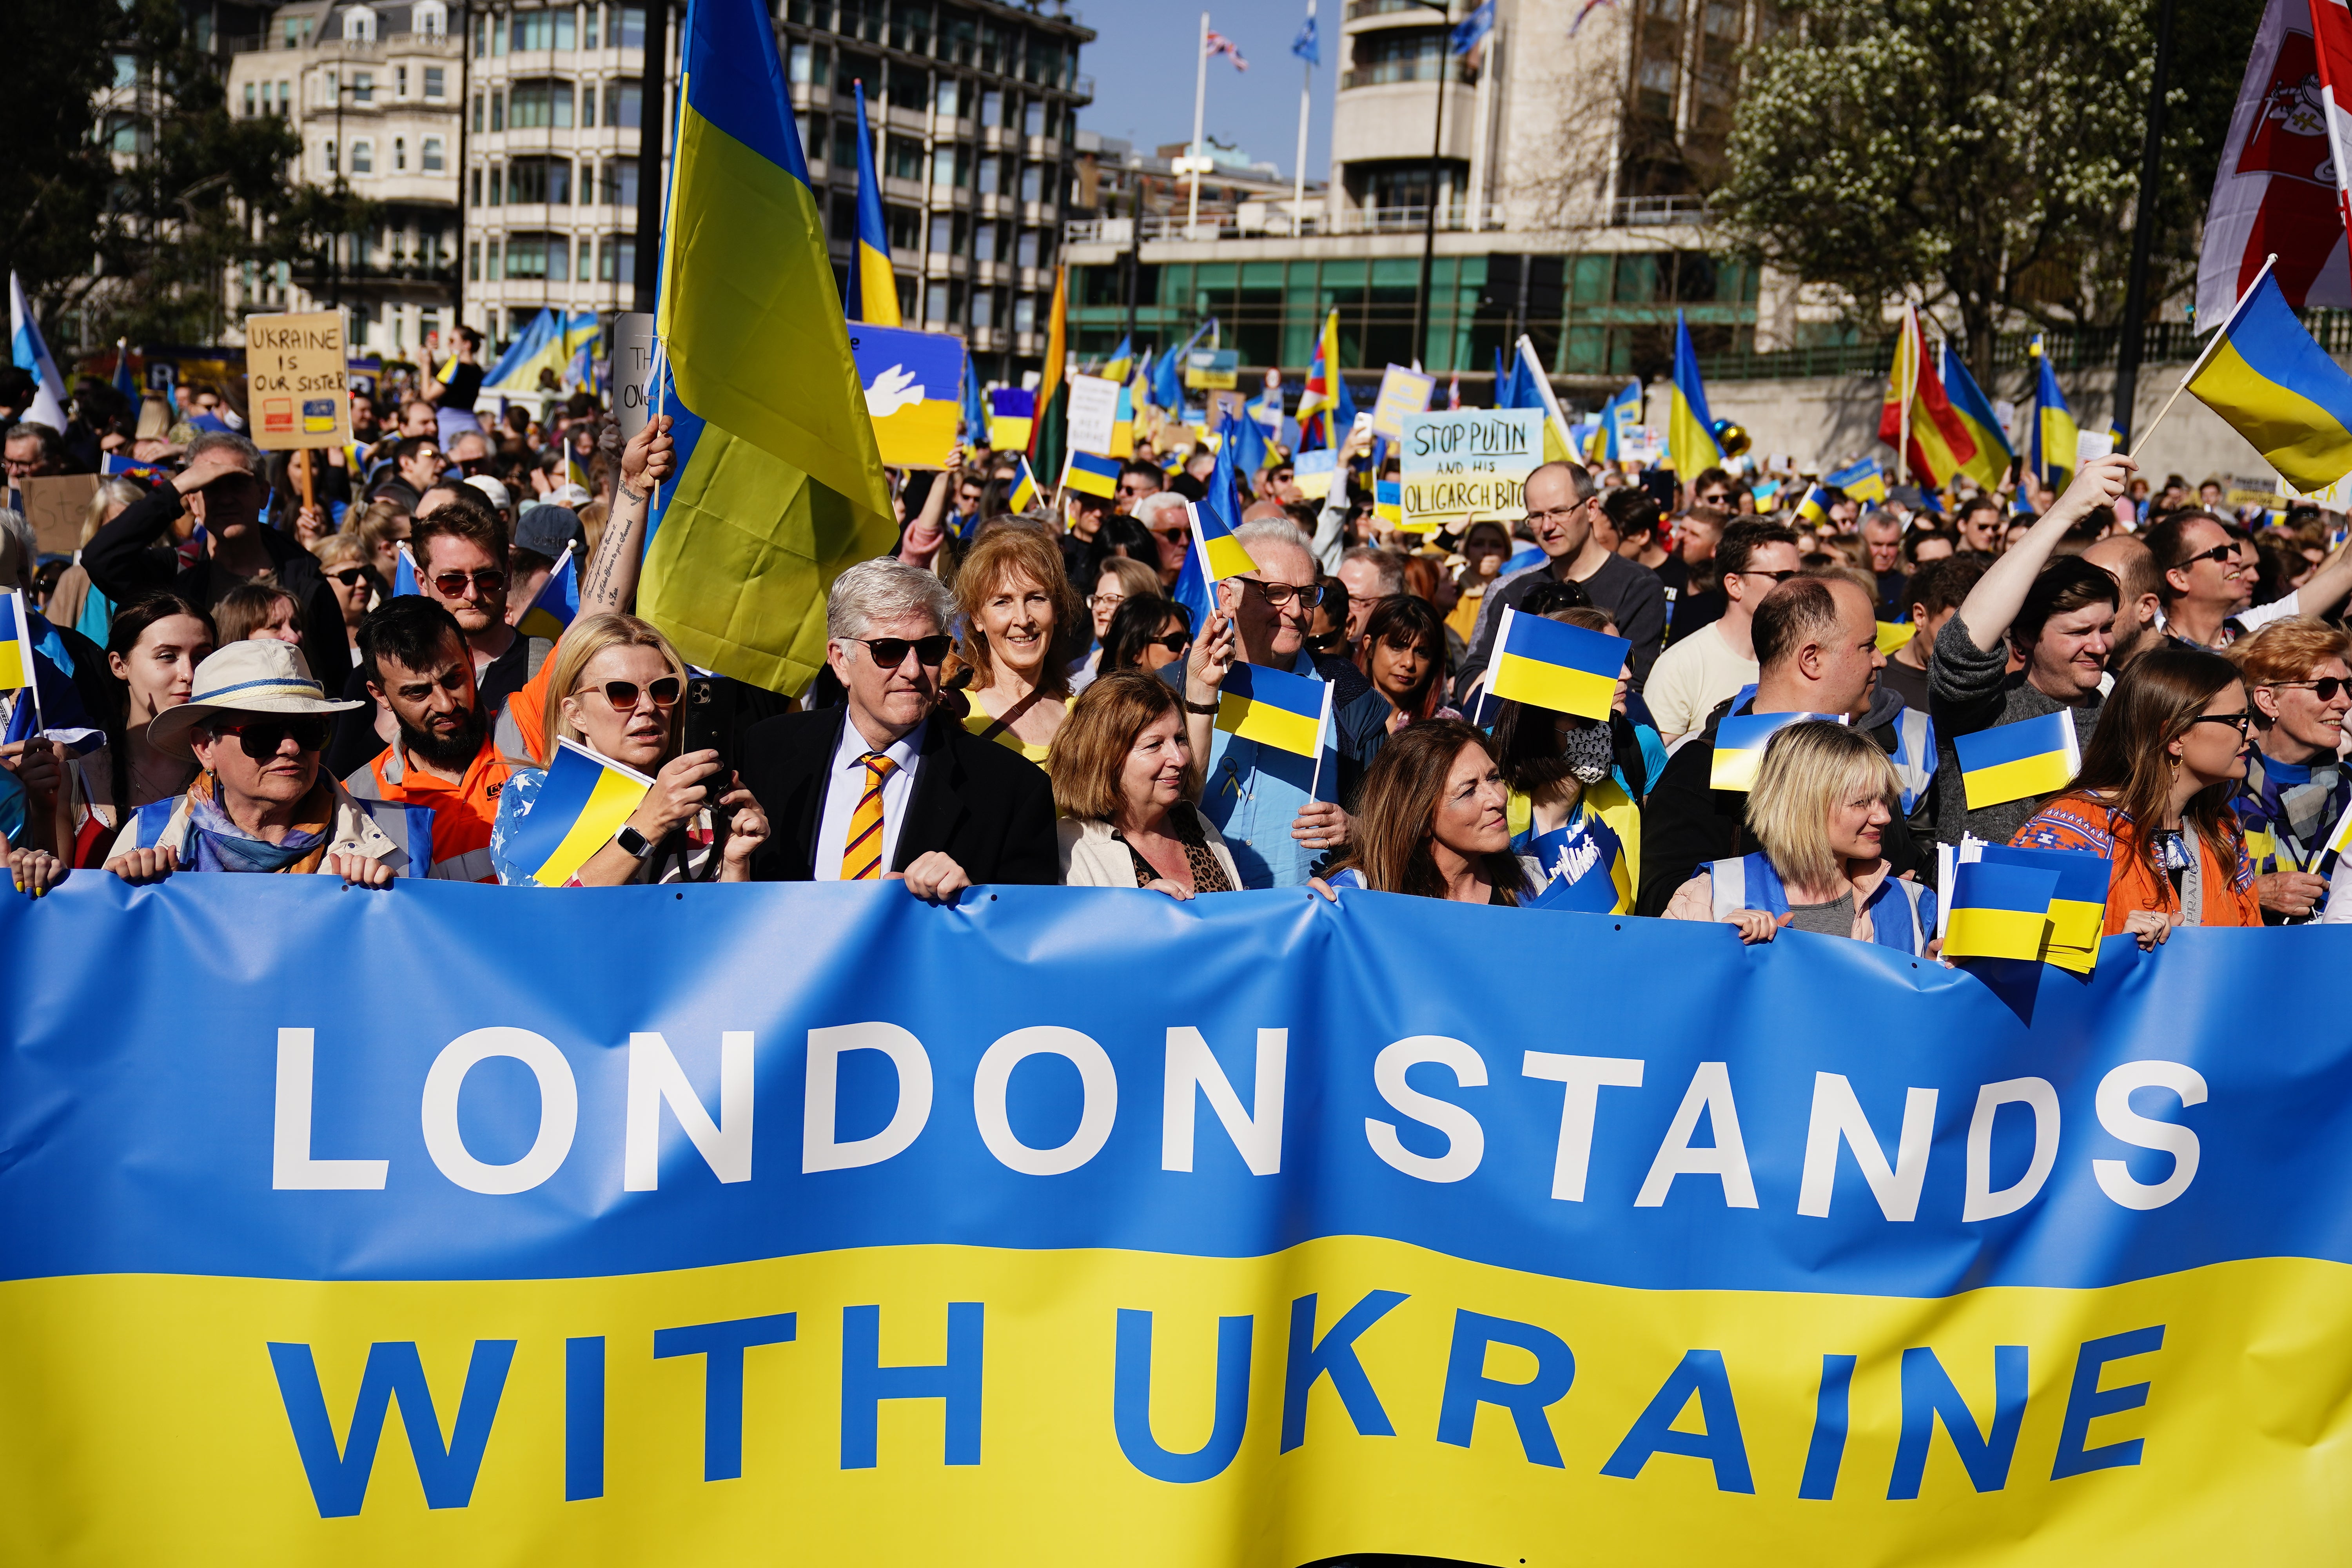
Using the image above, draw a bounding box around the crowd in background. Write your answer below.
[5,356,2347,964]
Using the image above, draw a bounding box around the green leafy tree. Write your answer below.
[1717,0,2265,380]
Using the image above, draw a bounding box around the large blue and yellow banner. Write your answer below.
[2,878,2348,1563]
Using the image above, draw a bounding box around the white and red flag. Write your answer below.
[2198,0,2352,323]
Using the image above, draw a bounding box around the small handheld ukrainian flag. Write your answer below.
[1955,708,2080,809]
[1710,710,1844,792]
[1483,606,1628,722]
[1973,840,2109,973]
[1374,479,1403,528]
[1215,660,1331,760]
[505,739,654,887]
[1060,448,1120,500]
[516,545,578,642]
[1194,497,1260,582]
[0,588,32,693]
[1942,860,2059,964]
[2183,259,2352,492]
[1795,483,1830,526]
[1826,457,1887,504]
[847,80,900,327]
[1875,621,1916,656]
[1005,454,1042,514]
[1100,335,1134,385]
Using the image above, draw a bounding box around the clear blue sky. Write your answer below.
[1073,0,1339,181]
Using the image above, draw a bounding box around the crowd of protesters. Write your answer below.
[6,351,2349,964]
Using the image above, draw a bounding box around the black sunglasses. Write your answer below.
[2189,710,2255,736]
[853,634,953,669]
[213,717,330,757]
[2179,543,2237,570]
[1147,633,1191,654]
[1740,568,1800,584]
[328,567,370,586]
[586,676,683,711]
[2269,677,2347,701]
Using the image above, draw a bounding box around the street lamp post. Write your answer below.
[1403,0,1454,372]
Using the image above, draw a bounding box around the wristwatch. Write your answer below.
[613,824,655,859]
[1183,696,1220,715]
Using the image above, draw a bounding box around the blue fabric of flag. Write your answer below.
[1292,8,1319,65]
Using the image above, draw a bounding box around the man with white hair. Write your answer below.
[1174,517,1392,888]
[738,558,1058,896]
[1134,490,1193,590]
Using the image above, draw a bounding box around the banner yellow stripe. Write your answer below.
[1962,752,2076,810]
[1491,653,1615,720]
[532,769,649,887]
[1945,906,2051,962]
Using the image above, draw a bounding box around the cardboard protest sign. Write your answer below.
[1399,410,1541,532]
[243,310,350,449]
[1291,448,1338,500]
[988,388,1036,453]
[1369,363,1436,440]
[1185,348,1239,390]
[610,313,656,441]
[1065,374,1122,457]
[848,324,966,468]
[21,474,100,557]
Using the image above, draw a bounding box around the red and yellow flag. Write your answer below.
[1878,305,1977,487]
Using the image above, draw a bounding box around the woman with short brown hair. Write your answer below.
[1049,671,1240,897]
[949,524,1087,761]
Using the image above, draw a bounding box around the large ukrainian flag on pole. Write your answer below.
[846,80,901,327]
[642,0,898,694]
[1667,311,1722,477]
[2183,258,2352,493]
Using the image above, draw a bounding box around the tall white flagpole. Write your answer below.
[1189,12,1210,236]
[1293,0,1315,227]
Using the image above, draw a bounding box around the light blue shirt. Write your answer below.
[1199,655,1339,890]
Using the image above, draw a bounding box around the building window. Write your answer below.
[277,81,291,114]
[600,234,638,283]
[598,156,638,206]
[343,4,377,41]
[511,10,556,50]
[935,76,960,118]
[604,79,642,128]
[789,41,813,83]
[323,139,338,176]
[415,0,448,35]
[1015,229,1037,269]
[470,166,483,205]
[489,162,502,205]
[1018,163,1042,203]
[976,156,998,196]
[579,236,594,278]
[619,5,646,48]
[394,137,407,171]
[243,82,256,116]
[804,115,828,163]
[492,90,505,131]
[1013,294,1035,334]
[586,4,601,47]
[508,156,573,205]
[424,136,445,171]
[510,79,576,129]
[472,91,485,131]
[426,66,446,98]
[473,12,488,55]
[979,89,1002,128]
[886,204,920,251]
[885,134,923,182]
[489,238,502,278]
[354,71,374,103]
[1023,99,1044,137]
[972,289,994,329]
[975,220,997,261]
[926,283,949,323]
[396,65,408,97]
[351,139,373,174]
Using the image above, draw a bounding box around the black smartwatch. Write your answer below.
[613,824,655,859]
[1183,696,1220,715]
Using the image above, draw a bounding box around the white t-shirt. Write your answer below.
[1643,621,1758,739]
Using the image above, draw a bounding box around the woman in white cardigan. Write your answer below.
[1049,670,1243,898]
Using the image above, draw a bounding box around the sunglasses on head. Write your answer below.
[212,717,329,758]
[583,676,683,711]
[328,567,370,587]
[852,634,953,669]
[431,568,508,597]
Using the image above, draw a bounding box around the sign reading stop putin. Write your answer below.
[244,310,352,449]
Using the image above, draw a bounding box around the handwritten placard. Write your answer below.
[1398,410,1541,532]
[244,310,350,450]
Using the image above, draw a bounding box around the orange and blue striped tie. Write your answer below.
[841,751,897,881]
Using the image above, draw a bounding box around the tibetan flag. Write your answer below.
[1975,841,2110,973]
[1940,344,2012,489]
[2184,263,2352,492]
[1374,479,1403,527]
[1710,710,1844,792]
[1297,309,1345,448]
[1215,660,1330,759]
[1005,454,1042,514]
[1955,708,2081,810]
[0,589,32,693]
[1061,449,1119,500]
[1943,861,2059,964]
[516,546,578,642]
[988,387,1035,454]
[1878,305,1977,487]
[1668,312,1722,477]
[2030,341,2079,489]
[1597,378,1642,462]
[1826,457,1887,504]
[1100,335,1134,385]
[1483,607,1627,721]
[846,80,901,326]
[1795,483,1830,525]
[392,541,420,598]
[504,739,653,887]
[641,0,899,694]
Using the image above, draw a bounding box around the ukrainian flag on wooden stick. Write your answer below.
[1484,607,1628,721]
[1668,312,1722,477]
[1955,708,2080,809]
[1194,498,1259,582]
[846,80,900,327]
[2183,260,2352,493]
[641,0,898,694]
[1943,860,2058,964]
[0,589,32,692]
[1005,454,1041,513]
[505,739,653,887]
[515,546,578,642]
[1215,660,1330,759]
[1061,449,1119,500]
[1794,483,1830,525]
[1975,841,2109,973]
[1710,710,1844,792]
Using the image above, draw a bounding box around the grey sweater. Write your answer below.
[1926,613,2102,846]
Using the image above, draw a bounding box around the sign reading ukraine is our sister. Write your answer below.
[1,878,2347,1564]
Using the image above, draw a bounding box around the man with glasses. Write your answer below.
[1860,511,1908,617]
[345,597,511,882]
[1953,494,2006,556]
[2229,617,2352,921]
[1463,461,1668,691]
[4,423,64,483]
[1928,455,2129,847]
[1116,459,1163,515]
[1642,519,1802,742]
[370,436,446,512]
[446,427,495,477]
[85,430,350,690]
[1687,467,1739,514]
[1136,491,1194,590]
[2142,510,2336,651]
[739,558,1058,895]
[1175,518,1392,888]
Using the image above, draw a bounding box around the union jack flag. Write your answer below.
[1205,29,1249,70]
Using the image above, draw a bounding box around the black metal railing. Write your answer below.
[1694,317,2352,384]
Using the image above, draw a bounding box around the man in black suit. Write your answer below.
[738,558,1058,897]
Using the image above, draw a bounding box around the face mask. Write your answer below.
[1562,720,1615,784]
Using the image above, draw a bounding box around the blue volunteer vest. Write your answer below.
[1706,851,1934,955]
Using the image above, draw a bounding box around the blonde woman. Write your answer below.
[489,612,768,885]
[44,475,145,640]
[349,498,413,583]
[312,531,377,657]
[951,525,1086,762]
[1662,719,1935,952]
[1051,671,1241,897]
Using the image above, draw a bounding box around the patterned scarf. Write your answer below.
[182,770,334,875]
[2232,749,2348,873]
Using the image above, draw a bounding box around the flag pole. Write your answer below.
[1188,12,1210,236]
[1896,305,1914,488]
[2131,254,2278,462]
[1292,0,1314,225]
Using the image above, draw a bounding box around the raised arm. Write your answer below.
[581,416,672,617]
[1948,454,2135,653]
